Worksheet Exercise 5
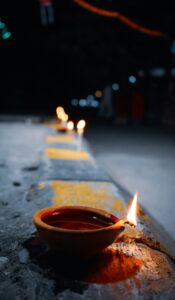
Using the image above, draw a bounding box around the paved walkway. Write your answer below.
[86,122,175,241]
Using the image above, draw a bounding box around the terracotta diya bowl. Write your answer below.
[33,206,126,257]
[56,125,67,132]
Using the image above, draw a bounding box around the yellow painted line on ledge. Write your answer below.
[50,180,126,215]
[45,148,90,160]
[46,135,75,143]
[50,180,143,236]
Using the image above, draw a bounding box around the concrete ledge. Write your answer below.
[0,119,175,300]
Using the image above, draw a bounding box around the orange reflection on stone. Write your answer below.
[83,247,141,283]
[24,237,141,285]
[46,246,141,284]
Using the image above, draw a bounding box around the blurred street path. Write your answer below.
[86,122,175,240]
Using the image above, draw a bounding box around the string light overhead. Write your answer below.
[73,0,167,39]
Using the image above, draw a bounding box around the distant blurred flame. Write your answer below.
[127,193,138,226]
[56,107,66,121]
[95,90,103,98]
[56,106,64,118]
[62,113,68,122]
[77,120,86,130]
[67,121,74,131]
[77,120,86,135]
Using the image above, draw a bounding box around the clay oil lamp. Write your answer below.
[33,194,138,257]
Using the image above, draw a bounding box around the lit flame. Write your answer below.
[56,107,65,121]
[62,113,69,122]
[56,106,64,113]
[127,192,138,226]
[58,112,64,120]
[77,120,86,130]
[67,121,74,131]
[77,120,86,135]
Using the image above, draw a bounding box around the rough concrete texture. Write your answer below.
[0,119,175,300]
[86,123,175,241]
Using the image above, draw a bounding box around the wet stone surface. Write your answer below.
[0,257,9,270]
[0,119,175,300]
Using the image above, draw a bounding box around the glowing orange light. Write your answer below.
[127,193,138,226]
[77,120,86,129]
[56,106,64,115]
[95,90,103,98]
[73,0,164,38]
[56,107,65,121]
[77,120,86,135]
[62,113,69,122]
[67,121,74,131]
[56,106,64,113]
[59,112,64,120]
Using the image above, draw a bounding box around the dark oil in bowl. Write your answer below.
[42,208,118,230]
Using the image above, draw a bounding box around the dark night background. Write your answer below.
[1,0,175,125]
[1,2,175,289]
